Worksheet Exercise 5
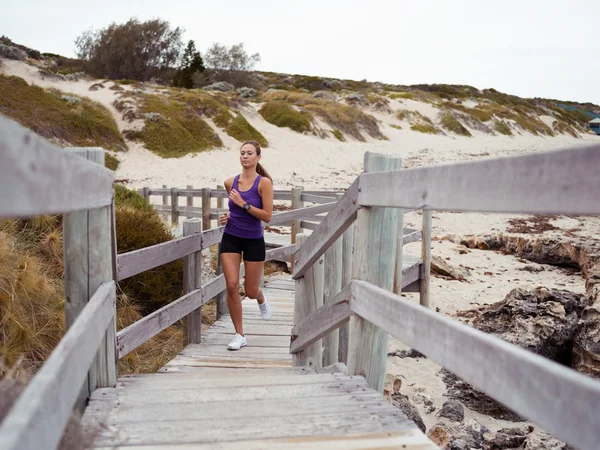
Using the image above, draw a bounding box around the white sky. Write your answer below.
[2,0,598,105]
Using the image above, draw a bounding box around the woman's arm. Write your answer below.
[228,178,273,223]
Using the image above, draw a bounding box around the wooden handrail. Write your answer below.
[269,202,337,226]
[0,282,116,450]
[0,116,114,217]
[357,144,600,215]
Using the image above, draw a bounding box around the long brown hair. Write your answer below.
[241,141,272,182]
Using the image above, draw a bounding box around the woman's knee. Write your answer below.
[244,283,260,299]
[226,279,240,295]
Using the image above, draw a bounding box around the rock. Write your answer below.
[383,374,402,399]
[388,348,425,358]
[144,112,165,122]
[518,263,545,272]
[60,95,81,105]
[345,93,367,104]
[573,304,600,378]
[322,79,342,89]
[441,369,523,421]
[483,427,529,449]
[236,87,256,98]
[390,394,426,433]
[203,81,234,92]
[431,256,470,281]
[523,431,571,449]
[312,91,336,101]
[450,438,470,450]
[439,400,464,422]
[428,424,452,448]
[0,43,27,60]
[464,419,489,448]
[472,287,587,364]
[414,393,436,414]
[89,83,105,91]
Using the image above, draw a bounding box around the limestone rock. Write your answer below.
[431,256,470,281]
[439,400,464,422]
[390,393,425,433]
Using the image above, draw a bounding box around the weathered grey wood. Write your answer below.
[393,211,405,296]
[216,184,224,209]
[270,202,335,226]
[293,178,360,279]
[292,234,324,369]
[290,283,352,354]
[201,227,224,249]
[216,249,227,320]
[339,222,355,364]
[348,152,402,393]
[183,219,202,345]
[170,187,179,226]
[322,193,344,366]
[420,210,432,308]
[403,228,422,245]
[299,220,319,230]
[265,244,296,262]
[142,187,150,201]
[116,234,201,281]
[162,184,168,207]
[301,193,337,204]
[358,143,600,215]
[185,185,193,219]
[202,187,211,231]
[0,282,115,450]
[63,148,117,413]
[351,279,600,450]
[0,117,114,217]
[290,186,303,271]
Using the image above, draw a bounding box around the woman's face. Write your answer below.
[240,143,261,169]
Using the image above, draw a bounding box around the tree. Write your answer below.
[203,42,261,72]
[75,18,183,81]
[173,40,205,88]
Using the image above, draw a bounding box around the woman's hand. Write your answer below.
[229,189,245,207]
[219,213,229,226]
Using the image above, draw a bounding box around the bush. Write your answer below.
[410,123,439,134]
[0,75,126,152]
[237,87,257,98]
[225,114,268,147]
[105,152,120,171]
[259,101,313,133]
[0,43,27,60]
[493,119,512,136]
[304,103,384,141]
[332,129,345,141]
[203,82,234,92]
[440,112,472,136]
[75,18,183,81]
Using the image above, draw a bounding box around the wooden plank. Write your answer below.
[201,227,224,249]
[116,290,202,359]
[265,244,296,262]
[0,282,116,450]
[0,117,114,217]
[270,202,336,226]
[291,284,352,354]
[348,151,402,394]
[87,408,414,447]
[183,219,203,345]
[301,193,338,204]
[202,187,211,231]
[88,430,436,450]
[401,257,422,289]
[293,233,324,369]
[420,210,432,308]
[403,228,422,245]
[162,357,292,369]
[300,220,320,230]
[358,143,600,215]
[293,178,360,279]
[116,234,201,281]
[206,323,292,336]
[185,184,194,219]
[351,279,600,450]
[180,343,291,357]
[339,222,355,364]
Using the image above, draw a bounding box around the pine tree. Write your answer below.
[173,40,205,88]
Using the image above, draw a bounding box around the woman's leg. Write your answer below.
[221,252,243,335]
[243,260,265,304]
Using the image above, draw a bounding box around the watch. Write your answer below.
[243,203,251,212]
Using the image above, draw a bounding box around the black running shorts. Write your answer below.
[220,232,266,262]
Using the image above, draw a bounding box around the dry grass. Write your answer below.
[439,111,471,137]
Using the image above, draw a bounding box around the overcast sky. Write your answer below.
[2,0,598,104]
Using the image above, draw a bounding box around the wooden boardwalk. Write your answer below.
[82,277,436,449]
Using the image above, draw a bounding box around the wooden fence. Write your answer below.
[289,146,600,450]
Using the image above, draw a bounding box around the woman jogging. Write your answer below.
[219,140,274,350]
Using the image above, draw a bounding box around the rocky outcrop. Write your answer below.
[431,256,471,281]
[390,394,426,433]
[444,233,600,377]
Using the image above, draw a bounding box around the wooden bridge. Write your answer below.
[2,113,600,450]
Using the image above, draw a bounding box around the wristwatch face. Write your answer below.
[243,203,251,211]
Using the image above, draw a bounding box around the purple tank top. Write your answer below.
[224,175,264,239]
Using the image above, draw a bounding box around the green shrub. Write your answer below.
[396,109,412,121]
[0,75,126,152]
[410,123,439,134]
[105,152,120,171]
[389,124,402,130]
[493,119,512,136]
[259,101,313,133]
[225,114,268,146]
[332,129,345,141]
[304,103,384,141]
[440,112,471,136]
[114,184,153,212]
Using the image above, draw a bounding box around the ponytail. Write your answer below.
[241,141,273,183]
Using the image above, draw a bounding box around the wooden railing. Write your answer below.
[290,146,600,450]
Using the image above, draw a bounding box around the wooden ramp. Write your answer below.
[82,276,436,449]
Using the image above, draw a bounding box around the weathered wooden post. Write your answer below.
[347,152,403,393]
[216,184,224,210]
[290,186,303,271]
[64,147,117,413]
[292,233,324,369]
[420,210,432,308]
[171,187,179,227]
[183,219,203,344]
[161,184,168,219]
[338,221,356,364]
[216,249,228,320]
[186,184,194,219]
[142,186,150,201]
[202,187,212,232]
[322,193,344,367]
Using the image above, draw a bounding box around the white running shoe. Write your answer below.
[259,301,272,320]
[227,333,247,350]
